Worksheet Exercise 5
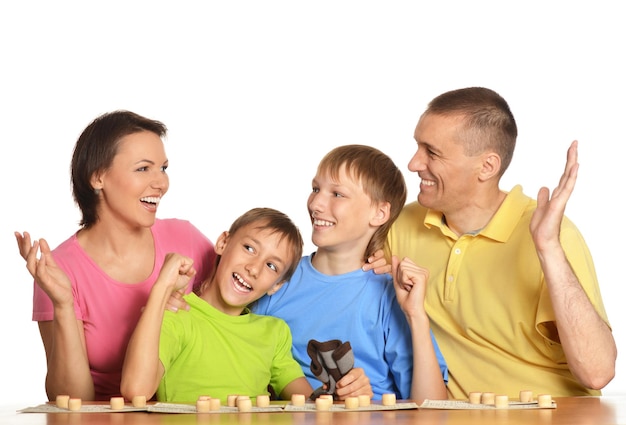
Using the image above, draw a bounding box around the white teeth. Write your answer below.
[233,273,252,290]
[313,219,334,227]
[140,196,161,204]
[421,179,436,187]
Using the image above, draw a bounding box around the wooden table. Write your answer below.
[3,396,625,425]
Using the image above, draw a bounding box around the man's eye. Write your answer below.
[312,187,320,193]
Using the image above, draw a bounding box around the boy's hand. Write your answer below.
[334,367,374,400]
[158,253,196,294]
[391,256,428,319]
[362,249,391,275]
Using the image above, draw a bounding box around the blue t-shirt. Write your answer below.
[252,255,448,399]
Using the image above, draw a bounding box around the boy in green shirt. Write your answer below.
[121,208,314,403]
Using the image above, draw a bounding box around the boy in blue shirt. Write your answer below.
[252,145,448,403]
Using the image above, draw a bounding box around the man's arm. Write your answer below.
[531,141,616,389]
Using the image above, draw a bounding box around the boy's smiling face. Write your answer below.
[308,164,381,257]
[204,222,294,315]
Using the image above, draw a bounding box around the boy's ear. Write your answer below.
[370,201,391,226]
[214,231,230,255]
[266,280,286,296]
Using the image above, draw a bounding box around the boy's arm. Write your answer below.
[279,377,314,400]
[121,253,195,400]
[391,256,447,403]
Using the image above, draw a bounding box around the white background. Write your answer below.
[1,1,624,407]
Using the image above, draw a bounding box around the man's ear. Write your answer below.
[370,201,391,227]
[266,280,286,296]
[214,231,230,255]
[479,152,502,182]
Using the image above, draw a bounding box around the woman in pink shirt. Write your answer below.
[15,111,216,401]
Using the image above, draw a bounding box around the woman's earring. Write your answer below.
[94,188,101,195]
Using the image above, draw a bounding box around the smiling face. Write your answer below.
[92,131,169,230]
[408,113,484,215]
[307,164,381,260]
[203,221,296,316]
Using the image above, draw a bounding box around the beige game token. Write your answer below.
[292,394,306,406]
[237,397,252,412]
[358,394,371,407]
[132,395,146,408]
[519,390,533,403]
[481,392,495,405]
[344,396,359,409]
[110,396,125,410]
[196,399,211,413]
[210,398,221,411]
[256,394,270,407]
[468,392,482,404]
[68,398,82,411]
[315,397,332,411]
[198,395,211,401]
[537,394,552,408]
[381,393,396,406]
[227,394,239,407]
[495,395,509,409]
[56,395,70,409]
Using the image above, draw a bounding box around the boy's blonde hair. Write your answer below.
[316,145,407,260]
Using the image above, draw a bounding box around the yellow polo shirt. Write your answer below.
[386,185,609,399]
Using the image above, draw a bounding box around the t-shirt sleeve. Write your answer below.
[269,320,305,397]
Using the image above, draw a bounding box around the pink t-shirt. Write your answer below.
[32,218,216,400]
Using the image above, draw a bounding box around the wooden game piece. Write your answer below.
[110,396,125,410]
[537,394,552,408]
[381,393,396,406]
[495,395,509,409]
[344,396,359,409]
[68,398,82,411]
[196,399,211,413]
[291,394,306,406]
[209,398,221,411]
[256,394,270,407]
[198,395,211,401]
[227,395,239,407]
[315,397,332,411]
[132,395,146,408]
[519,390,533,403]
[468,392,482,404]
[481,392,495,405]
[237,397,252,412]
[358,394,371,407]
[56,395,70,409]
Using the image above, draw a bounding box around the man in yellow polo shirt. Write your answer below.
[384,87,616,399]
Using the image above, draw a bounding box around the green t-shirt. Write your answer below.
[157,293,304,403]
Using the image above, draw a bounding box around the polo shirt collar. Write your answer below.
[423,185,531,242]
